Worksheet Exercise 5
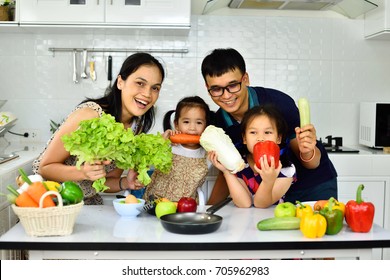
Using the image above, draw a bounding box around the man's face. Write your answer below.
[205,69,250,118]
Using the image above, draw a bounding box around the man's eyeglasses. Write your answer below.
[207,76,244,97]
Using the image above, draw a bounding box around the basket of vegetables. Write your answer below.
[7,169,84,237]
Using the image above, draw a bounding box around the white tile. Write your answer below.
[1,14,390,146]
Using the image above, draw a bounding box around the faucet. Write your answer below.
[324,135,343,148]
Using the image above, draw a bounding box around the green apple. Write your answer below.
[274,202,296,217]
[155,201,177,219]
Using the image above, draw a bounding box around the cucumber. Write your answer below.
[298,97,311,127]
[257,217,301,231]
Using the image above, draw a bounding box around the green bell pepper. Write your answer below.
[319,197,344,235]
[60,181,84,204]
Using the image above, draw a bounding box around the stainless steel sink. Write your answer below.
[324,146,359,153]
[0,153,19,164]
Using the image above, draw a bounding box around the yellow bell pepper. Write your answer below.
[44,181,60,192]
[295,201,313,219]
[324,197,345,217]
[300,212,327,238]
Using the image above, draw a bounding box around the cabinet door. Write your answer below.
[337,178,385,227]
[20,0,104,23]
[105,0,190,26]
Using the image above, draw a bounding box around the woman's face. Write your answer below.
[117,65,163,122]
[243,115,281,154]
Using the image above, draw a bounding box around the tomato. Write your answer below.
[253,141,280,169]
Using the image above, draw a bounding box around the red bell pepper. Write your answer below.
[253,140,280,169]
[345,184,375,233]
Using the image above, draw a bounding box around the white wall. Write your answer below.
[1,13,390,147]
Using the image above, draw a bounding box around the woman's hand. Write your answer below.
[295,124,317,155]
[82,160,111,181]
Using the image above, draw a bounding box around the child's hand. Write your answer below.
[207,151,229,173]
[163,129,183,145]
[254,155,282,184]
[162,129,174,140]
[125,169,145,190]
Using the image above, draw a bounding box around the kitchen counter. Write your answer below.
[0,140,45,212]
[1,140,390,259]
[0,140,45,173]
[1,202,390,260]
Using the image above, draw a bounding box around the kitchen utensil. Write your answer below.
[72,50,78,84]
[89,60,96,81]
[159,197,232,234]
[143,194,164,214]
[107,55,112,87]
[81,49,88,79]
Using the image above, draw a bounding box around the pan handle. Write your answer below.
[206,197,232,215]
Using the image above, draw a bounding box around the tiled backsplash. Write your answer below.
[1,14,390,145]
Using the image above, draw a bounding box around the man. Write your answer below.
[201,48,337,204]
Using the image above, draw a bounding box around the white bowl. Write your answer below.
[113,198,145,218]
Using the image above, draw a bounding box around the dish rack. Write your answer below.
[0,112,17,137]
[11,191,84,237]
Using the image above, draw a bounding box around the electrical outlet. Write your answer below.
[28,129,41,142]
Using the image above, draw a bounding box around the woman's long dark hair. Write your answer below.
[163,96,212,131]
[241,104,291,168]
[82,52,165,134]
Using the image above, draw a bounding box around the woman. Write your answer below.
[32,52,165,205]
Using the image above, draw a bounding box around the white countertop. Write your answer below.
[0,139,45,173]
[1,202,390,260]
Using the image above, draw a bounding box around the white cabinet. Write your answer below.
[19,0,191,28]
[329,152,390,260]
[364,0,390,39]
[19,0,104,23]
[337,178,386,227]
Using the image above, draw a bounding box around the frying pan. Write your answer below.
[160,197,232,234]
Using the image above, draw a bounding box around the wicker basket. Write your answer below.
[11,191,84,237]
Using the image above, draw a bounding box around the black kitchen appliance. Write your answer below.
[321,135,359,153]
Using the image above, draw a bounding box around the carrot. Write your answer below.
[18,168,55,208]
[314,200,328,211]
[169,134,200,144]
[7,185,38,208]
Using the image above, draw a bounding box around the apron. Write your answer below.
[143,154,209,202]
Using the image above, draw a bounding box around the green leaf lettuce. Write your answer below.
[61,113,172,192]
